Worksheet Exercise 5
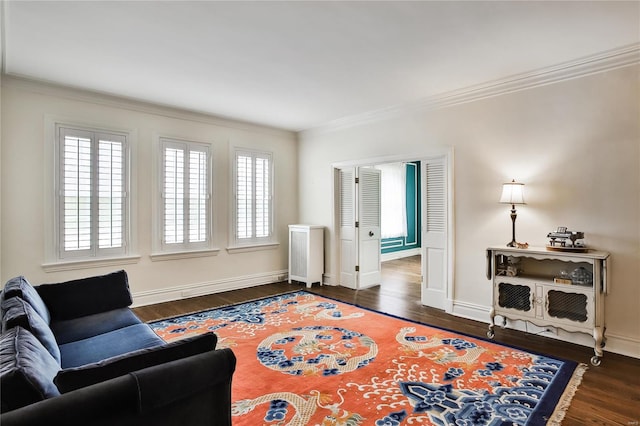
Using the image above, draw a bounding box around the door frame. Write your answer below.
[331,149,454,313]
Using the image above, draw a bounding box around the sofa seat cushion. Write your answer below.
[1,276,51,324]
[0,327,61,413]
[51,308,142,345]
[1,297,61,364]
[59,324,164,369]
[55,332,217,393]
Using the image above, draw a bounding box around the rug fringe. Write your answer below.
[546,363,588,425]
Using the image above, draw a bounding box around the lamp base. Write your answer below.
[507,207,518,248]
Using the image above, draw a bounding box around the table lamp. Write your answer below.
[500,180,525,247]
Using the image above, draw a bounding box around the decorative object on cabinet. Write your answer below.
[486,246,610,366]
[499,179,525,247]
[288,225,324,288]
[546,227,587,252]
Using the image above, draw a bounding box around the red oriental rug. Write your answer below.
[150,291,586,426]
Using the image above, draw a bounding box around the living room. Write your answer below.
[1,1,639,424]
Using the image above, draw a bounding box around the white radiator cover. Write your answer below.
[288,225,324,288]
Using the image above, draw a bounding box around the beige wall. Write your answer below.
[1,77,298,305]
[2,65,638,358]
[298,65,640,358]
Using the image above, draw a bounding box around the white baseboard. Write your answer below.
[131,269,288,307]
[321,273,337,286]
[450,300,490,322]
[598,332,640,359]
[381,248,421,262]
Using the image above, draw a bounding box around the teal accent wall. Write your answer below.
[381,162,421,254]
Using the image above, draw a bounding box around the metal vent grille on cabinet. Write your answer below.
[498,282,532,312]
[288,225,324,289]
[547,290,588,322]
[290,230,308,277]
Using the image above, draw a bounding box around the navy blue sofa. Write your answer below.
[0,271,236,425]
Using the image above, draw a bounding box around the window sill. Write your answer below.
[42,255,141,273]
[149,248,221,262]
[226,242,280,254]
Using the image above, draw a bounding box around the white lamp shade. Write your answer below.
[500,181,525,204]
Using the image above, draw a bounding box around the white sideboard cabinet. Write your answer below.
[288,225,324,288]
[486,246,610,366]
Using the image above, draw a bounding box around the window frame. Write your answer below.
[230,148,275,248]
[53,124,131,261]
[157,137,213,254]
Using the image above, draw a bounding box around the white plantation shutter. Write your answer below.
[234,150,273,243]
[62,132,92,252]
[255,156,270,238]
[164,146,184,244]
[189,150,208,242]
[98,137,124,248]
[236,154,252,239]
[160,138,211,249]
[58,127,128,259]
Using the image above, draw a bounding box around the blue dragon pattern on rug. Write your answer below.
[150,291,584,425]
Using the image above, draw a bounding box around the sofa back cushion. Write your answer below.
[36,270,132,321]
[54,332,217,393]
[0,327,61,413]
[1,276,51,324]
[1,297,61,364]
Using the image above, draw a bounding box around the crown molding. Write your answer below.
[301,43,640,137]
[4,43,638,139]
[1,73,297,138]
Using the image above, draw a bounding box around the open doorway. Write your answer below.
[380,255,422,301]
[332,151,453,312]
[378,161,422,302]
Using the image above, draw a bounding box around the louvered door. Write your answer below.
[422,158,447,309]
[338,167,381,289]
[339,168,357,289]
[357,167,381,288]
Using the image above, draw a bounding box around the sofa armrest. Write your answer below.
[0,348,237,426]
[134,347,236,419]
[36,271,132,321]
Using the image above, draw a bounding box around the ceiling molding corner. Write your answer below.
[300,43,640,138]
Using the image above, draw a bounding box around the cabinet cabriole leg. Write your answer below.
[488,308,496,339]
[593,326,604,357]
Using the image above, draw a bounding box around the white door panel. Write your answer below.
[339,168,357,289]
[358,167,381,288]
[422,158,447,309]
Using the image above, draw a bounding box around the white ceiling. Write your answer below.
[3,1,639,131]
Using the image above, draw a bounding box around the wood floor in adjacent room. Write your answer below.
[134,256,640,425]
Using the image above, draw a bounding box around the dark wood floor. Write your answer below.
[134,256,640,425]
